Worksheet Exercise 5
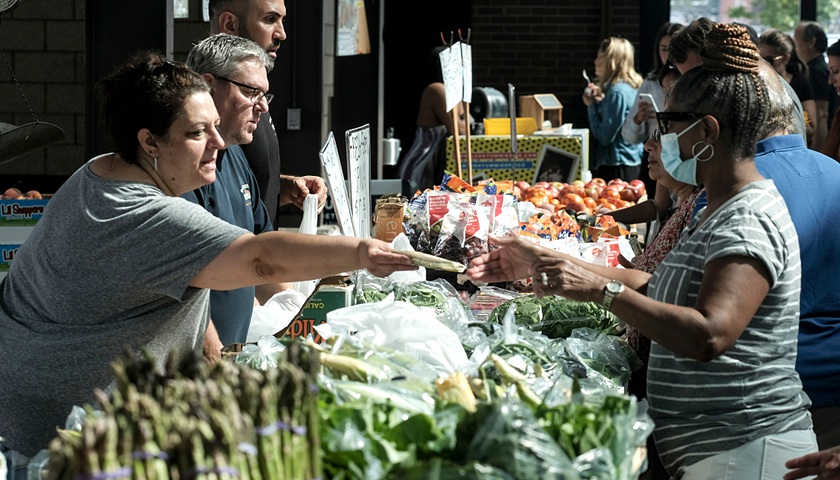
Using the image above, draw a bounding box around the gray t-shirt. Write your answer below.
[647,180,812,475]
[0,158,247,455]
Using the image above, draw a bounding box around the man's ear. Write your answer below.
[217,11,239,35]
[201,73,215,89]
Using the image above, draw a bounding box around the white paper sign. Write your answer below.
[439,42,463,113]
[319,132,356,237]
[460,43,473,103]
[345,124,371,238]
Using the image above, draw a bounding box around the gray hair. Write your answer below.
[187,33,274,77]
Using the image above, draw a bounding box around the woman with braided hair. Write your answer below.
[467,23,816,479]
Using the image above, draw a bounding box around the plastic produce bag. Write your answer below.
[247,289,307,343]
[562,328,635,395]
[294,193,320,297]
[235,335,286,371]
[315,299,470,377]
[456,397,577,479]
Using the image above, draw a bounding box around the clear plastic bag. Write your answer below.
[235,335,286,371]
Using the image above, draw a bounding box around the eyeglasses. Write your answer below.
[215,75,274,105]
[762,54,784,63]
[650,128,662,142]
[656,111,707,134]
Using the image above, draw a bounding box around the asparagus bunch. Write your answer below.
[45,340,322,480]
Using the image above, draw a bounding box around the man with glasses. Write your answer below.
[208,0,327,230]
[185,33,280,358]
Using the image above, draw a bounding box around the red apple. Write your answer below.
[620,187,637,202]
[584,187,601,200]
[628,179,646,200]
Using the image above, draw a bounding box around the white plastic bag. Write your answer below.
[315,299,470,377]
[247,289,307,343]
[294,194,320,297]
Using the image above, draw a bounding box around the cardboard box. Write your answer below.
[0,199,48,225]
[278,276,353,343]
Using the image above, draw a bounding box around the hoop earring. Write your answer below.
[692,141,714,162]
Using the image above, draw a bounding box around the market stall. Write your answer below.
[444,130,590,184]
[32,164,652,479]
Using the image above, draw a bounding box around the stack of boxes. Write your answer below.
[0,198,48,278]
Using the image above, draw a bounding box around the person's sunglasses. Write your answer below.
[656,111,706,134]
[762,54,784,63]
[215,75,274,105]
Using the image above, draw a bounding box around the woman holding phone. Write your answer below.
[583,36,645,181]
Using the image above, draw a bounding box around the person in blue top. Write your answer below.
[583,36,644,181]
[754,63,840,452]
[184,33,281,353]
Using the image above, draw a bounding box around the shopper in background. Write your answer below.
[583,37,644,182]
[469,24,817,479]
[752,55,840,453]
[759,28,816,142]
[184,34,282,356]
[397,45,469,191]
[794,21,835,151]
[208,0,328,226]
[822,40,840,162]
[622,22,683,201]
[0,52,415,470]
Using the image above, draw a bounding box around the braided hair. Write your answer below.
[669,23,769,159]
[668,17,715,65]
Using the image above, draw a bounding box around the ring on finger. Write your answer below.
[540,272,549,287]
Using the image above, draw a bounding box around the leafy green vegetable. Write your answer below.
[488,296,620,339]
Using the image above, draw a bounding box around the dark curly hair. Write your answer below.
[97,51,210,164]
[669,23,769,159]
[668,17,715,65]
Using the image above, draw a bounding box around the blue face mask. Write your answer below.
[660,118,711,186]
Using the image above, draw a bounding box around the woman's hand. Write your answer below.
[357,239,417,277]
[634,101,656,125]
[785,445,840,480]
[531,256,607,302]
[582,84,603,106]
[467,236,556,283]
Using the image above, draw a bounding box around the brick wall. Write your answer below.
[0,0,644,188]
[470,0,641,128]
[0,0,209,188]
[0,0,84,183]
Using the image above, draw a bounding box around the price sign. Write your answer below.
[460,43,473,103]
[319,132,356,237]
[439,42,463,113]
[345,124,371,238]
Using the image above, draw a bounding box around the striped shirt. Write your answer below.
[646,180,812,475]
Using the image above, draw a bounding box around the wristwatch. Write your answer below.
[602,280,625,311]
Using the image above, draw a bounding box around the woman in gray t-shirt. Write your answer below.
[0,52,416,461]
